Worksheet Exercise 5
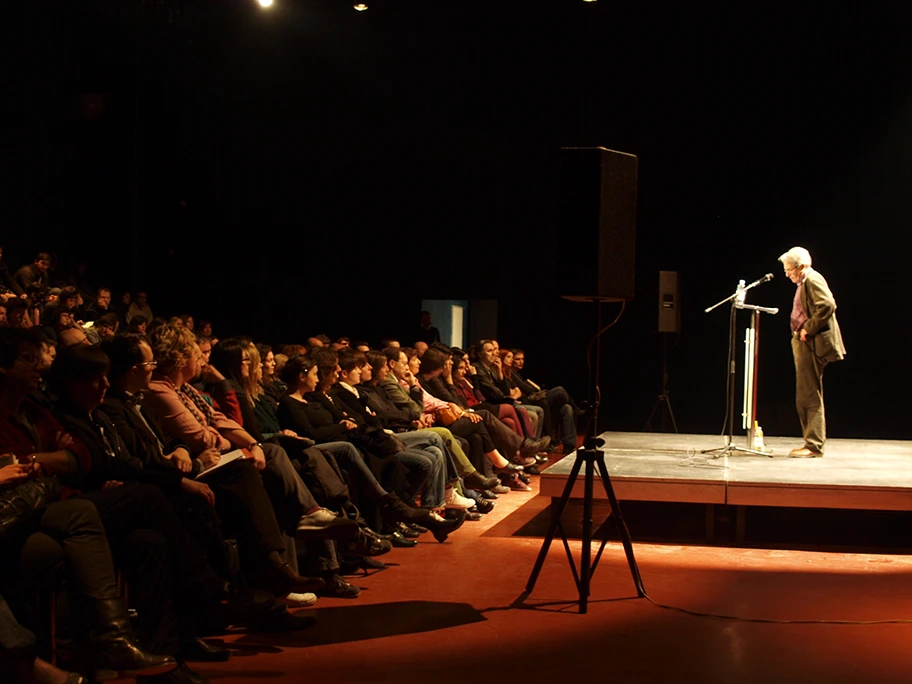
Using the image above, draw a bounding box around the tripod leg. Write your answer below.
[580,454,595,614]
[595,453,646,597]
[665,396,679,434]
[523,454,585,597]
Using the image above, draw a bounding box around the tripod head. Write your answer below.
[582,436,605,450]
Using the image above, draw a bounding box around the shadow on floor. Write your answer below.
[233,600,486,648]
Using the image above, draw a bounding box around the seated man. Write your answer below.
[14,252,52,292]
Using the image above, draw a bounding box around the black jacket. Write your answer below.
[54,400,183,495]
[100,390,196,475]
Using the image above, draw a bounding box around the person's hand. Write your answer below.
[467,363,477,375]
[279,429,300,438]
[167,447,193,473]
[341,419,358,431]
[510,387,522,400]
[55,431,74,451]
[465,411,482,423]
[0,463,31,487]
[799,329,808,342]
[102,480,124,489]
[248,444,266,470]
[200,363,225,383]
[493,355,502,369]
[181,478,215,506]
[198,448,220,470]
[402,369,418,387]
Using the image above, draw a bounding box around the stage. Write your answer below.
[540,432,912,516]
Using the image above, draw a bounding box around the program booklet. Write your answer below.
[195,449,245,480]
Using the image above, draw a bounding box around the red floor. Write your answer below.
[198,474,912,684]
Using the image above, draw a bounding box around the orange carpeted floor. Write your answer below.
[197,470,912,684]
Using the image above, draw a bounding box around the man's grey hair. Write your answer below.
[778,246,812,269]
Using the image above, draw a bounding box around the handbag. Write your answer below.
[0,476,60,542]
[436,406,461,426]
[525,390,547,402]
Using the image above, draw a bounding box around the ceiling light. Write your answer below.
[257,0,274,8]
[354,3,368,10]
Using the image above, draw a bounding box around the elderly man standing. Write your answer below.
[778,247,845,458]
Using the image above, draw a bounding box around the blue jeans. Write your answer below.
[397,430,454,507]
[547,387,578,451]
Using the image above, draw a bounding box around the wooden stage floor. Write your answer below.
[540,432,912,511]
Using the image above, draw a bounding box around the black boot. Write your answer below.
[420,509,467,543]
[91,598,178,678]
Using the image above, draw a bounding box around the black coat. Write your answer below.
[100,390,196,475]
[54,400,183,495]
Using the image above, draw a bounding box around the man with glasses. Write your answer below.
[778,247,845,458]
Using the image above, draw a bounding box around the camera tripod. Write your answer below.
[518,299,645,614]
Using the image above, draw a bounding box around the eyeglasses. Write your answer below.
[137,361,158,368]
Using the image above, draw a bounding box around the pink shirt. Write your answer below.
[400,377,449,413]
[144,376,242,455]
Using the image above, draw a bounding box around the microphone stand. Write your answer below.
[702,276,778,459]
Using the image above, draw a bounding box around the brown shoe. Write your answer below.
[789,447,822,458]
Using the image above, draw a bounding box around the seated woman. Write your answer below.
[255,343,286,407]
[332,348,476,511]
[277,353,465,542]
[0,328,176,679]
[384,347,531,492]
[358,350,501,497]
[425,347,549,463]
[507,347,583,454]
[142,324,358,596]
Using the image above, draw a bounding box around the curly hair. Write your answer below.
[149,323,197,374]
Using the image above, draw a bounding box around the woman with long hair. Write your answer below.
[277,353,465,543]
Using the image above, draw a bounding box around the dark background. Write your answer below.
[2,1,910,440]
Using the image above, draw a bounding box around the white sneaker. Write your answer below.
[297,508,338,528]
[279,592,318,607]
[444,488,475,509]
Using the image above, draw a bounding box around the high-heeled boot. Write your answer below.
[91,597,177,679]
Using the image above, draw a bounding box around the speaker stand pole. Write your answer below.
[519,300,645,614]
[644,332,678,433]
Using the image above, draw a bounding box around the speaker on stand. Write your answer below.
[645,270,679,433]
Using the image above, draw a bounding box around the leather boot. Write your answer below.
[91,598,177,678]
[420,509,466,543]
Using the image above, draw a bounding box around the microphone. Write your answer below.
[746,273,774,289]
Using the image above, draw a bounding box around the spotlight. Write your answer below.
[257,0,274,8]
[354,3,368,10]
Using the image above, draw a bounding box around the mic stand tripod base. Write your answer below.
[701,440,774,459]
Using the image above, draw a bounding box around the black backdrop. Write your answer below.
[2,1,910,440]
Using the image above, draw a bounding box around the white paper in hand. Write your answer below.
[195,449,245,480]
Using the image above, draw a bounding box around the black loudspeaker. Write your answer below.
[658,270,680,333]
[558,147,638,301]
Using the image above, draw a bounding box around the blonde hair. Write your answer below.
[149,324,197,374]
[245,342,264,405]
[274,353,288,378]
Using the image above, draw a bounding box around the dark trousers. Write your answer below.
[208,459,287,574]
[260,443,319,535]
[80,483,221,654]
[792,334,827,453]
